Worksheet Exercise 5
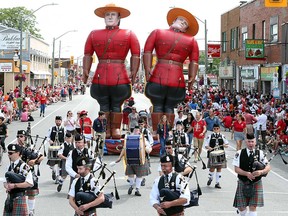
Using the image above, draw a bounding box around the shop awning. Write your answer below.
[31,70,51,79]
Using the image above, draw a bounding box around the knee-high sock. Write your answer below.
[129,177,134,187]
[28,199,35,213]
[208,171,214,180]
[54,164,60,177]
[135,177,142,190]
[239,209,247,216]
[249,211,257,216]
[216,172,221,183]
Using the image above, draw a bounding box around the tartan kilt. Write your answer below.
[25,188,39,197]
[125,161,151,177]
[3,196,28,216]
[74,209,97,216]
[233,179,264,208]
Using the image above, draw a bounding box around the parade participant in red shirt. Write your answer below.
[188,112,206,163]
[79,110,92,148]
[275,118,287,136]
[231,113,247,150]
[221,112,233,131]
[143,7,199,134]
[82,3,140,139]
[39,93,47,117]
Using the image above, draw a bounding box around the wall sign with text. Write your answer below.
[245,39,265,59]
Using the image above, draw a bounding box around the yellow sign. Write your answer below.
[265,0,287,7]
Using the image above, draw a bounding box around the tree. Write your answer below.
[0,7,43,39]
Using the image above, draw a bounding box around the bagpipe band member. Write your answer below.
[232,133,271,216]
[3,144,33,216]
[204,123,229,189]
[173,121,189,153]
[16,130,44,216]
[150,154,190,216]
[57,132,74,192]
[47,116,65,181]
[69,157,104,216]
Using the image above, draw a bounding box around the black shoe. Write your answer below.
[141,178,146,186]
[40,113,42,117]
[52,171,56,181]
[215,183,221,189]
[207,178,212,186]
[128,186,133,195]
[135,190,141,196]
[57,184,62,192]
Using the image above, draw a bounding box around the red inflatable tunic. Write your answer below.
[84,26,140,86]
[144,28,199,88]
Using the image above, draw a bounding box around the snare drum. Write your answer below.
[48,146,61,161]
[124,135,145,165]
[209,150,226,168]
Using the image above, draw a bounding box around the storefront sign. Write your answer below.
[273,88,280,98]
[0,33,27,50]
[219,66,234,79]
[260,67,277,81]
[245,39,265,59]
[240,68,255,79]
[208,44,221,58]
[0,62,12,72]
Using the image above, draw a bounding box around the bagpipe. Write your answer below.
[75,162,119,211]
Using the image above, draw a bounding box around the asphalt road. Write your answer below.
[0,90,288,216]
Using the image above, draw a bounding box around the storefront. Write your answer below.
[260,65,279,95]
[240,66,259,92]
[30,70,51,87]
[219,65,235,91]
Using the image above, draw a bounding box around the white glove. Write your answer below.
[109,161,116,167]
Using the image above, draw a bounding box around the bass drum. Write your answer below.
[124,135,145,165]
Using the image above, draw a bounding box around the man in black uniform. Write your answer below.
[16,130,44,216]
[232,134,271,216]
[92,111,107,159]
[173,121,189,156]
[47,116,65,182]
[3,144,33,216]
[57,132,74,192]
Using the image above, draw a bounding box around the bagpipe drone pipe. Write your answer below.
[75,162,120,210]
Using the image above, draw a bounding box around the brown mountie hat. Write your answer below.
[94,3,130,18]
[167,7,199,36]
[17,130,26,136]
[160,154,174,164]
[7,144,21,152]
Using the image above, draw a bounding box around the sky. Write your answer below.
[1,0,242,60]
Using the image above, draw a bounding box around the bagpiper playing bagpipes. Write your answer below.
[15,126,45,216]
[47,116,65,182]
[69,156,119,216]
[3,144,33,216]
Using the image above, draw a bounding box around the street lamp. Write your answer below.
[51,30,77,87]
[18,3,58,96]
[208,55,213,72]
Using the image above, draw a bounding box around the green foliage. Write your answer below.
[0,7,43,39]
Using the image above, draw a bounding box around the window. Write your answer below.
[270,16,278,42]
[262,20,266,40]
[252,24,256,39]
[222,32,227,52]
[230,27,238,50]
[241,26,248,49]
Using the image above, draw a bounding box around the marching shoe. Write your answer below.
[57,184,63,192]
[128,186,133,195]
[207,178,212,186]
[135,189,141,196]
[215,183,221,189]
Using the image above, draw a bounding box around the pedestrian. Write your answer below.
[68,157,104,216]
[150,154,190,216]
[79,110,93,149]
[243,108,258,134]
[256,110,268,150]
[157,114,173,157]
[56,132,74,193]
[232,133,271,216]
[82,3,140,139]
[47,116,65,182]
[205,109,221,132]
[205,124,229,189]
[183,112,195,146]
[63,110,77,137]
[128,107,139,133]
[0,116,8,153]
[39,93,47,117]
[92,111,107,159]
[143,7,199,137]
[3,144,33,216]
[231,113,247,150]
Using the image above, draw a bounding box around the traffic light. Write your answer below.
[54,71,58,77]
[70,56,74,65]
[59,60,62,67]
